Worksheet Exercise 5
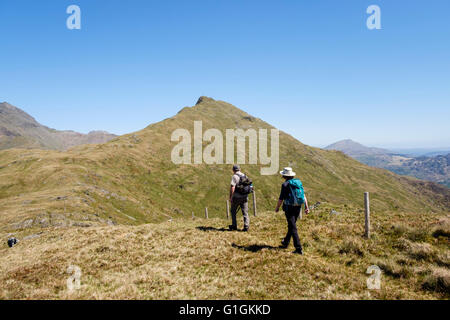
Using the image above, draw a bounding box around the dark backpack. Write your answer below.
[7,237,18,248]
[235,174,253,195]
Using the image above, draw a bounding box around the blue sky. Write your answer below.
[0,0,449,148]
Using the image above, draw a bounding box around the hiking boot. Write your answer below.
[228,225,237,231]
[279,241,289,249]
[242,226,249,232]
[293,248,303,255]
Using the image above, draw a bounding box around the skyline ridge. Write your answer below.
[2,99,449,150]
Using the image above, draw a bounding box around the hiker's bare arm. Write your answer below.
[304,196,310,214]
[229,186,235,201]
[275,199,283,212]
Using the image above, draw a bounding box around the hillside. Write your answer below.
[325,140,450,188]
[1,96,449,299]
[0,102,117,151]
[0,97,449,233]
[386,154,450,188]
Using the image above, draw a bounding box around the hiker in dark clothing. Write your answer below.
[229,164,251,232]
[275,167,309,255]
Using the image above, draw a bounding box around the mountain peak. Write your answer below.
[0,102,15,109]
[331,139,361,146]
[195,96,216,105]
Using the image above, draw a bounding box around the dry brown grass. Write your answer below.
[422,267,450,296]
[0,205,448,300]
[375,257,413,279]
[432,218,450,239]
[407,241,437,262]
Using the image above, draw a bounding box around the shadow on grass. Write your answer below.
[232,243,281,253]
[196,226,232,232]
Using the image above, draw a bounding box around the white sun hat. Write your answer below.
[280,167,296,177]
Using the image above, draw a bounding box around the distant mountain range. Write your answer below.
[389,148,450,157]
[325,139,450,188]
[0,102,117,150]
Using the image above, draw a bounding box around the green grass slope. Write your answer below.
[0,97,448,232]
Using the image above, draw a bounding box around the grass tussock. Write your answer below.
[422,268,450,296]
[338,238,365,257]
[375,258,413,279]
[432,218,450,239]
[391,223,431,242]
[407,242,437,262]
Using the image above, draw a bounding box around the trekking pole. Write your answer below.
[226,200,230,219]
[205,207,209,219]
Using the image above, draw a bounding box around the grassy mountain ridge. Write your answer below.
[0,97,448,233]
[0,102,117,151]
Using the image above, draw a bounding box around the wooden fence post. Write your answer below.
[205,207,209,219]
[252,191,257,217]
[364,192,370,239]
[226,200,230,219]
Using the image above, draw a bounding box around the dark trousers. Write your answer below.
[283,206,302,250]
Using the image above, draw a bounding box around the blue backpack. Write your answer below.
[284,179,305,207]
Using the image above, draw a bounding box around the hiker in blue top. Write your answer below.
[275,167,309,255]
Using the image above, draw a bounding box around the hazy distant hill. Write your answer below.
[0,102,117,151]
[325,139,401,167]
[326,139,450,188]
[325,139,391,156]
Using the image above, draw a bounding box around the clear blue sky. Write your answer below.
[1,0,449,148]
